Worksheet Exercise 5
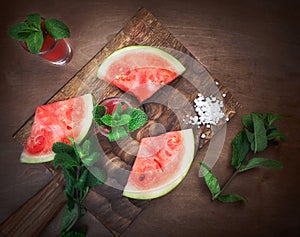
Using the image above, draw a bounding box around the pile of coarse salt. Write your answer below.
[184,93,226,129]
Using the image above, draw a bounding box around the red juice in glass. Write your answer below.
[38,35,72,64]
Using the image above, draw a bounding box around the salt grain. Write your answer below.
[188,93,225,126]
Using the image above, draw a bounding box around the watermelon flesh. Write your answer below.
[97,46,185,102]
[20,94,94,163]
[123,129,195,199]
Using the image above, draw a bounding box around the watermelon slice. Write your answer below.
[20,94,94,163]
[123,129,195,199]
[97,46,186,102]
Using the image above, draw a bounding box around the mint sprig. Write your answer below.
[52,137,106,236]
[93,102,148,142]
[44,18,70,39]
[199,112,285,203]
[8,13,70,54]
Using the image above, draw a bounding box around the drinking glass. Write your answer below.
[96,97,132,137]
[20,35,72,65]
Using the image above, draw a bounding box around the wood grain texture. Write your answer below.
[10,7,239,237]
[84,186,150,237]
[2,0,300,237]
[0,172,65,237]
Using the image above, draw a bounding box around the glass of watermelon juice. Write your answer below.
[97,97,132,137]
[20,36,72,65]
[19,20,72,65]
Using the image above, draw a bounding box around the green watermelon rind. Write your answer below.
[73,94,94,144]
[122,129,195,200]
[20,94,94,164]
[96,45,186,80]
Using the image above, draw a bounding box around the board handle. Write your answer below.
[0,172,65,237]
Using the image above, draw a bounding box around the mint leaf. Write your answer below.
[113,114,131,127]
[111,103,123,121]
[267,126,286,141]
[108,126,128,141]
[81,152,100,167]
[62,167,76,184]
[239,157,283,172]
[100,114,112,127]
[26,13,41,28]
[52,142,74,154]
[217,193,247,203]
[93,105,106,126]
[81,140,91,157]
[242,114,253,131]
[64,195,75,211]
[25,30,43,54]
[199,162,221,197]
[87,167,106,187]
[263,112,282,127]
[86,173,104,187]
[122,107,135,115]
[53,153,79,169]
[60,205,79,234]
[114,102,123,116]
[245,128,255,144]
[17,31,33,41]
[8,22,32,40]
[88,166,107,185]
[128,109,148,132]
[251,113,268,152]
[79,187,89,202]
[231,130,251,169]
[72,142,83,163]
[76,169,89,191]
[63,179,76,209]
[44,18,70,39]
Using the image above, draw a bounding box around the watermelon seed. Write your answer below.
[139,174,145,181]
[154,158,164,171]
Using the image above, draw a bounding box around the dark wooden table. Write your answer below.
[1,0,299,236]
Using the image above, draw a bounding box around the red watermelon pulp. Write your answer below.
[97,46,186,102]
[123,129,195,199]
[20,94,94,163]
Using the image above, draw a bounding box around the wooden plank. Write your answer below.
[84,186,150,237]
[10,7,240,236]
[0,172,65,237]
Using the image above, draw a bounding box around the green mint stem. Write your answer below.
[212,169,240,200]
[76,167,81,204]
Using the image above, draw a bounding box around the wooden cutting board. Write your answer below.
[3,7,240,237]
